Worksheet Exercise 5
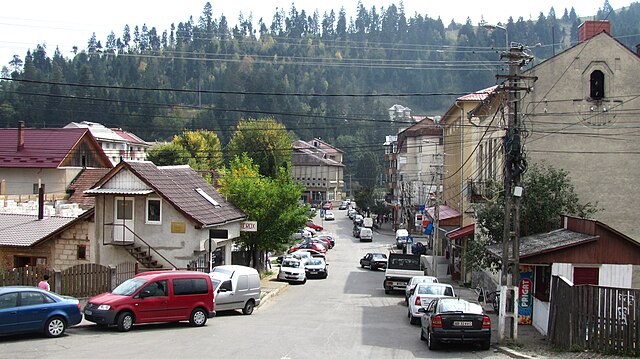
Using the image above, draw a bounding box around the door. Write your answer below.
[134,280,170,323]
[0,292,20,334]
[17,291,54,332]
[215,280,237,310]
[114,197,134,243]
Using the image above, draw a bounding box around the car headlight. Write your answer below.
[97,304,111,310]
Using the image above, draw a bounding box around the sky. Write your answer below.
[0,0,634,68]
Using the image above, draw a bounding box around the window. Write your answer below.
[173,278,209,295]
[534,265,551,302]
[77,245,87,260]
[146,198,162,223]
[20,292,55,306]
[590,70,605,100]
[0,293,18,309]
[141,280,167,297]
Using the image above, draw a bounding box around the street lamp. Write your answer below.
[480,21,508,50]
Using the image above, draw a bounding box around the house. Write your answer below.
[0,210,94,270]
[0,121,112,200]
[292,138,345,204]
[84,160,246,270]
[521,21,640,242]
[485,215,640,335]
[64,121,151,166]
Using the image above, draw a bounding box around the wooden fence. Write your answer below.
[0,262,142,298]
[548,275,639,356]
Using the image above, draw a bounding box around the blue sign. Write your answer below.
[419,204,425,211]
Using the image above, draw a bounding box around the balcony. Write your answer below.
[467,180,498,203]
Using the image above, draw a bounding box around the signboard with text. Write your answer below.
[518,265,534,325]
[241,221,258,232]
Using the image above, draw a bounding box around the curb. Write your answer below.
[494,345,539,359]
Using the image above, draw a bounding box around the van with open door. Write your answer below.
[209,265,261,315]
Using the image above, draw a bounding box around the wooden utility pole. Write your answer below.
[498,44,536,343]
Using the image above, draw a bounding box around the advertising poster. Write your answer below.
[518,265,534,325]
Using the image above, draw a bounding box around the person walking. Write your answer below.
[38,275,50,291]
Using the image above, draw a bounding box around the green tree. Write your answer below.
[173,129,223,170]
[146,142,190,166]
[469,163,600,271]
[226,118,293,178]
[217,154,309,271]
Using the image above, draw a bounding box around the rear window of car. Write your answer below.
[282,260,300,268]
[418,285,454,296]
[172,278,209,295]
[438,300,483,314]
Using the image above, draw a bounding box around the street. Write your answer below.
[0,211,510,359]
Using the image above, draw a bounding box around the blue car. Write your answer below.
[0,286,83,338]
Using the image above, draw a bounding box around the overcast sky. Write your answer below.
[0,0,633,67]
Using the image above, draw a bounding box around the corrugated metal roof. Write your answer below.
[486,228,598,258]
[0,213,88,247]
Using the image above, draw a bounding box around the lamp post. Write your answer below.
[481,22,508,50]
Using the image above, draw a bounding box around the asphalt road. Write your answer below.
[0,211,510,359]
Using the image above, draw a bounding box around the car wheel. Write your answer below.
[189,308,208,327]
[117,312,134,332]
[481,339,491,350]
[360,261,365,268]
[405,296,409,305]
[242,300,255,315]
[44,316,66,337]
[427,331,439,350]
[410,314,419,325]
[302,278,307,284]
[420,328,427,342]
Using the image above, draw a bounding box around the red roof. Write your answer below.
[0,128,104,168]
[425,205,461,221]
[446,223,475,240]
[457,85,498,101]
[111,128,147,144]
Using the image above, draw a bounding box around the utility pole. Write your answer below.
[431,150,443,277]
[498,44,536,343]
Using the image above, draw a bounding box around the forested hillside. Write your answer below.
[1,1,639,177]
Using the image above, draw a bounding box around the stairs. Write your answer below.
[125,246,164,270]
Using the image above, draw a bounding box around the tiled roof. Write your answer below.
[0,210,93,247]
[486,228,598,259]
[90,161,245,227]
[0,128,88,168]
[112,129,148,145]
[67,168,111,209]
[425,205,461,221]
[457,85,499,101]
[292,140,344,167]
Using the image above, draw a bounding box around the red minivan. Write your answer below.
[84,271,215,331]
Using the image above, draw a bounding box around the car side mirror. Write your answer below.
[418,307,427,313]
[139,289,153,298]
[325,263,329,266]
[218,287,227,293]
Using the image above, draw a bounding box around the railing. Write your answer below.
[105,222,177,270]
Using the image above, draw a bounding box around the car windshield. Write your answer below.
[372,254,387,259]
[211,278,222,290]
[308,259,323,266]
[418,285,454,296]
[282,260,300,268]
[112,278,148,296]
[212,267,234,276]
[439,300,483,314]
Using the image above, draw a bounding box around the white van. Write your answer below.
[359,227,373,242]
[209,265,261,315]
[395,229,410,249]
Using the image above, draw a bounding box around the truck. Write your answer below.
[383,253,424,294]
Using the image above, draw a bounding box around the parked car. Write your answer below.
[290,248,326,259]
[292,228,313,240]
[322,202,333,210]
[287,250,314,264]
[209,265,261,315]
[315,236,332,249]
[317,234,335,248]
[324,211,335,221]
[353,214,364,225]
[305,258,329,279]
[407,283,455,325]
[0,286,82,338]
[84,271,215,331]
[289,240,327,254]
[360,253,388,270]
[347,208,357,219]
[306,221,323,231]
[396,229,410,249]
[359,227,373,242]
[278,257,306,284]
[419,298,491,351]
[405,276,439,305]
[304,226,317,236]
[339,201,348,210]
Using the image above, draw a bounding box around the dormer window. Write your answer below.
[590,70,605,100]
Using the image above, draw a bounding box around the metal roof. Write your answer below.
[0,211,92,247]
[486,228,598,259]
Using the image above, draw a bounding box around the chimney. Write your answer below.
[578,20,611,43]
[17,120,25,151]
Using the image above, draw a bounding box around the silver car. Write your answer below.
[405,276,439,305]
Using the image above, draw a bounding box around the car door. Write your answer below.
[215,279,234,311]
[362,254,371,266]
[0,292,20,334]
[17,291,55,332]
[134,280,170,323]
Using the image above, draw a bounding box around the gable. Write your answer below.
[102,169,152,191]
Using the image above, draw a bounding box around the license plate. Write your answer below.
[84,310,92,315]
[453,321,473,327]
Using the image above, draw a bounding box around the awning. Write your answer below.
[446,223,475,240]
[424,205,461,221]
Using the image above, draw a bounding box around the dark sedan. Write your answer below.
[0,286,83,338]
[360,253,388,270]
[419,298,491,351]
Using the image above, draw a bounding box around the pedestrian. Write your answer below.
[38,274,50,291]
[266,251,272,270]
